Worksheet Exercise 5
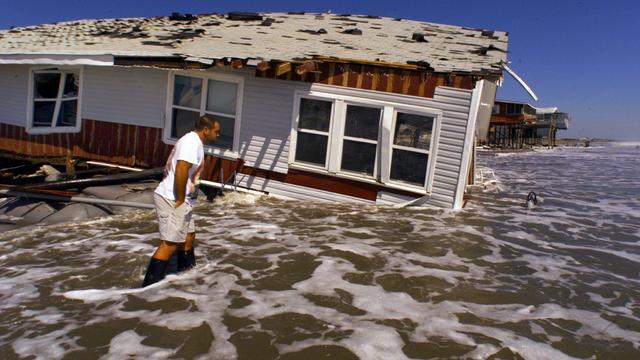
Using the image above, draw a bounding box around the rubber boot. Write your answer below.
[141,258,168,287]
[166,252,178,275]
[177,249,196,272]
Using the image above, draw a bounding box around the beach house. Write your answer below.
[0,12,509,208]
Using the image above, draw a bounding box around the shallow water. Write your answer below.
[0,143,639,359]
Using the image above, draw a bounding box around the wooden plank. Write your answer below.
[276,62,291,76]
[256,61,271,72]
[295,61,319,75]
[231,59,244,69]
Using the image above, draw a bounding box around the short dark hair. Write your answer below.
[195,115,219,130]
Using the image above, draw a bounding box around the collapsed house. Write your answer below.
[487,100,569,148]
[0,12,509,209]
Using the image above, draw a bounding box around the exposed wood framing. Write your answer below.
[276,62,291,76]
[256,61,271,72]
[231,59,244,69]
[295,61,320,75]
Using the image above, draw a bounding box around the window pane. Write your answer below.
[295,132,328,166]
[341,140,376,176]
[299,98,331,132]
[33,101,55,127]
[344,105,381,140]
[393,113,434,150]
[390,149,428,185]
[63,73,78,98]
[173,75,202,109]
[206,80,237,115]
[171,108,200,138]
[56,100,77,127]
[34,73,61,99]
[211,115,235,150]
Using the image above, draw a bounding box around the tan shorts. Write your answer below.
[154,193,195,243]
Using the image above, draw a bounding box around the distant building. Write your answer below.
[487,100,570,148]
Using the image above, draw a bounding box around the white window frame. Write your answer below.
[289,85,442,194]
[26,66,84,134]
[386,106,440,191]
[289,94,336,170]
[164,70,244,159]
[335,101,384,180]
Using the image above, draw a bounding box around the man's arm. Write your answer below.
[173,160,192,208]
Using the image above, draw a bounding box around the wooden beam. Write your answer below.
[276,62,291,76]
[295,61,319,75]
[214,59,226,67]
[231,59,244,69]
[256,61,271,72]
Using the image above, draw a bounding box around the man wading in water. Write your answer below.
[142,115,220,287]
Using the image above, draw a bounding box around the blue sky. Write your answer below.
[1,0,638,140]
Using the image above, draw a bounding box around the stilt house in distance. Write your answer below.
[0,12,508,208]
[488,100,570,148]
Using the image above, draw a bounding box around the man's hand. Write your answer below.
[173,160,192,207]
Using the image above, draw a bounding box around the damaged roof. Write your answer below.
[0,12,509,73]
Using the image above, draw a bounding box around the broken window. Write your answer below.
[28,69,81,133]
[168,73,242,153]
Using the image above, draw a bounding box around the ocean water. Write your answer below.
[0,143,639,359]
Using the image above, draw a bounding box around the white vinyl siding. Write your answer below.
[237,75,310,173]
[82,66,167,128]
[0,65,28,126]
[421,87,473,208]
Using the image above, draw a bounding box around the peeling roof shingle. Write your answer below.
[0,12,509,73]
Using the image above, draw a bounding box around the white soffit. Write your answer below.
[0,54,114,66]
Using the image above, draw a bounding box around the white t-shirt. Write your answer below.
[155,131,204,204]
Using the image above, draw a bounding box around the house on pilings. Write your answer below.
[487,100,570,148]
[0,12,509,208]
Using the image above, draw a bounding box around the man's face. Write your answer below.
[204,122,220,143]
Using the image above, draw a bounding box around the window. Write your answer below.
[390,112,434,185]
[167,72,243,153]
[492,104,500,114]
[290,87,440,193]
[506,103,523,115]
[340,104,382,176]
[27,68,82,133]
[294,98,332,167]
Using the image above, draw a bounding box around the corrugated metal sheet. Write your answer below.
[0,65,28,126]
[83,66,167,128]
